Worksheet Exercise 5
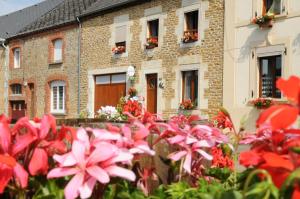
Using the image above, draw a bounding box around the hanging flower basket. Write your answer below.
[252,13,275,29]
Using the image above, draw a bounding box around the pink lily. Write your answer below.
[47,128,136,199]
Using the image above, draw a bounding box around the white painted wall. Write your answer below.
[224,0,300,130]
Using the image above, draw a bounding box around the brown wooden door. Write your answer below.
[11,101,26,123]
[94,74,126,113]
[146,74,157,114]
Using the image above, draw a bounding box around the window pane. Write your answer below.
[185,10,199,30]
[148,19,159,37]
[96,75,110,85]
[267,0,281,14]
[53,86,58,110]
[54,39,62,62]
[275,56,282,98]
[14,48,20,68]
[112,74,126,84]
[59,86,64,110]
[183,71,198,105]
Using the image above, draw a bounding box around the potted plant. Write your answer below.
[179,99,195,116]
[145,37,158,49]
[250,98,274,109]
[112,45,126,54]
[182,30,198,43]
[252,13,275,28]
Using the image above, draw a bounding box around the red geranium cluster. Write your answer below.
[112,45,126,54]
[211,146,234,170]
[182,30,198,43]
[179,99,194,110]
[240,76,300,196]
[251,98,274,109]
[213,111,233,130]
[123,100,142,117]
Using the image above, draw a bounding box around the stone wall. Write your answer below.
[80,0,225,119]
[0,47,5,114]
[8,25,79,118]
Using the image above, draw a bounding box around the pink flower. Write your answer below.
[47,128,136,199]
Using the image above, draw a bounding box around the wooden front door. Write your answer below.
[146,74,158,114]
[11,101,26,123]
[94,73,126,113]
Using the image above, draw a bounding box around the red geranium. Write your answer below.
[123,100,142,117]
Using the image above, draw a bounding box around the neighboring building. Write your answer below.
[79,0,225,119]
[223,0,300,130]
[3,0,99,121]
[0,0,64,117]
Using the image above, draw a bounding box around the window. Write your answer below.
[51,81,65,113]
[183,10,199,43]
[95,73,126,85]
[113,25,127,54]
[263,0,282,15]
[146,19,159,49]
[11,84,22,95]
[53,39,63,62]
[13,48,20,68]
[259,55,282,98]
[182,70,198,105]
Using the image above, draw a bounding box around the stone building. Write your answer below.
[224,0,300,130]
[79,0,224,119]
[0,0,224,120]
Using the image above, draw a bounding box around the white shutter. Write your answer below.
[54,39,62,62]
[115,25,127,43]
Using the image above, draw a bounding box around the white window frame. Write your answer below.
[11,84,22,95]
[53,39,63,63]
[50,81,66,114]
[13,48,20,68]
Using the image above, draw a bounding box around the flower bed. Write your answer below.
[1,76,300,199]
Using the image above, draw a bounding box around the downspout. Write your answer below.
[76,17,81,116]
[1,40,9,115]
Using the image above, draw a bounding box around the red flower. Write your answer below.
[211,147,234,170]
[213,111,233,130]
[123,100,142,117]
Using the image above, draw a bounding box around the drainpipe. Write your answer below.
[76,17,81,116]
[0,38,9,116]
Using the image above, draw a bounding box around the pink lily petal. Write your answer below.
[183,152,192,174]
[130,145,155,156]
[12,133,36,156]
[87,166,110,184]
[47,167,79,178]
[79,177,97,199]
[65,172,84,199]
[13,163,28,188]
[0,120,11,153]
[53,153,77,167]
[93,129,121,141]
[39,115,53,139]
[76,128,90,150]
[104,150,133,165]
[0,164,13,193]
[186,136,198,144]
[133,124,149,140]
[29,148,49,175]
[168,151,187,161]
[121,126,132,140]
[105,165,136,181]
[196,149,213,160]
[167,135,186,144]
[72,141,86,168]
[87,142,117,165]
[193,140,214,148]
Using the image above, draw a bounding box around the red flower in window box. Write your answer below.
[252,13,275,28]
[145,37,158,49]
[250,98,274,109]
[112,45,126,54]
[182,30,198,43]
[179,99,195,110]
[128,87,137,98]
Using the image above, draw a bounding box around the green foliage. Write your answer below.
[104,180,146,199]
[30,177,65,199]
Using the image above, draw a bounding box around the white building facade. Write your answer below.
[224,0,300,130]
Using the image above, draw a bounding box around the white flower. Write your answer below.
[98,106,119,120]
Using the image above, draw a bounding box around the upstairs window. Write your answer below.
[146,19,159,49]
[53,39,63,62]
[113,25,127,54]
[259,55,282,98]
[263,0,282,15]
[11,84,22,95]
[13,48,20,68]
[183,10,199,43]
[182,70,198,106]
[51,81,66,114]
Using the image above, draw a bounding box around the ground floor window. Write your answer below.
[182,70,198,106]
[51,81,65,113]
[259,55,282,98]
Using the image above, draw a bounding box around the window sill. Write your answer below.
[51,112,67,116]
[49,62,63,67]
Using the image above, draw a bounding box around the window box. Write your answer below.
[182,29,199,43]
[112,42,126,55]
[252,14,274,28]
[145,37,158,49]
[249,98,274,109]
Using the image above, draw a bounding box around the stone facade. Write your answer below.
[0,47,5,114]
[7,25,79,118]
[80,0,225,119]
